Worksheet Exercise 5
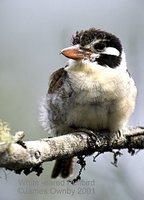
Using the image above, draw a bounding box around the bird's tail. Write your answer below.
[51,158,74,178]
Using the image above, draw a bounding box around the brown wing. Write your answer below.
[48,67,67,94]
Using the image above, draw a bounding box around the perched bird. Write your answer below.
[40,28,137,178]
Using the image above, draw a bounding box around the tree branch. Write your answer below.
[0,126,144,175]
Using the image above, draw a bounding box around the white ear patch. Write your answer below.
[103,47,120,56]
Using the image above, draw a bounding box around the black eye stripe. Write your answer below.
[96,54,121,68]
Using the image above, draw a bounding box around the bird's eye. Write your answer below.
[93,42,106,52]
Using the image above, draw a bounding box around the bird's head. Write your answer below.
[61,28,125,70]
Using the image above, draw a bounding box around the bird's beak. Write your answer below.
[61,45,91,60]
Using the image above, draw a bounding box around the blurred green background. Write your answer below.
[0,0,144,199]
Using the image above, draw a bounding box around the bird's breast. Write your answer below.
[67,103,109,131]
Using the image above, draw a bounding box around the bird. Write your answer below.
[39,28,137,178]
